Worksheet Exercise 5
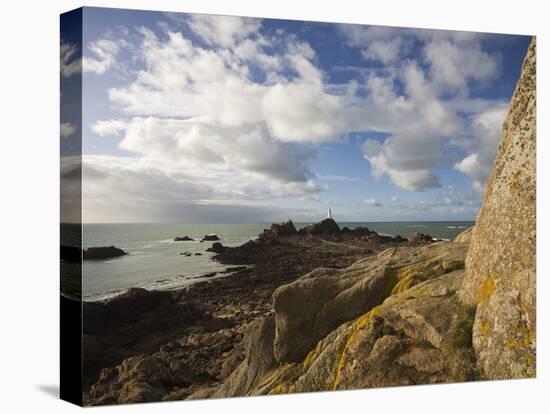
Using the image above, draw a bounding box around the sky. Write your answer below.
[60,7,531,223]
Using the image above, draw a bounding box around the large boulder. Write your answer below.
[459,38,536,379]
[272,242,468,363]
[214,266,475,397]
[208,316,277,398]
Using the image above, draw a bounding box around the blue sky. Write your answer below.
[60,7,531,223]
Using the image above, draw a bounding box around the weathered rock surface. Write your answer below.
[212,242,474,398]
[89,352,194,405]
[408,232,434,246]
[460,38,536,379]
[454,226,474,243]
[83,245,127,260]
[273,242,467,363]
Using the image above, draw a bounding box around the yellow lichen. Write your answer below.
[332,305,382,390]
[476,274,497,304]
[478,320,490,344]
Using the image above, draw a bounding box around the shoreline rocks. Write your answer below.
[174,236,194,242]
[407,232,434,246]
[201,234,220,242]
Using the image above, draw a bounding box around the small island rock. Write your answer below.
[83,246,127,260]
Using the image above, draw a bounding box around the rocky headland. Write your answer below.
[83,38,535,405]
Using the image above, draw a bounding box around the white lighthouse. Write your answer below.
[327,208,333,219]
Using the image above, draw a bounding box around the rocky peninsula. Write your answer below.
[83,38,535,405]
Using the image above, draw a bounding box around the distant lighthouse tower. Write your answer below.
[327,208,333,219]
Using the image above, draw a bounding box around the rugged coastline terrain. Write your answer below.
[83,219,425,404]
[83,38,535,405]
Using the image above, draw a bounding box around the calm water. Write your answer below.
[63,221,473,301]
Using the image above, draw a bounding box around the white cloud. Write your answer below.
[60,122,76,139]
[424,39,501,92]
[364,198,382,207]
[453,104,507,192]
[91,119,129,136]
[83,38,123,74]
[188,15,262,48]
[77,154,319,223]
[338,27,504,192]
[86,16,512,222]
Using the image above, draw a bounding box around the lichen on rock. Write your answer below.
[459,38,536,380]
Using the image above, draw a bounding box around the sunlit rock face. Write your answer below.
[460,38,536,379]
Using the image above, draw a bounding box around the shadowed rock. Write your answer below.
[407,232,434,246]
[207,242,226,253]
[83,246,127,260]
[302,218,340,235]
[174,236,194,241]
[259,220,298,241]
[201,234,220,242]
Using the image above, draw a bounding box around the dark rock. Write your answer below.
[174,236,194,241]
[83,246,127,260]
[408,232,434,246]
[259,220,298,241]
[195,252,203,256]
[207,242,226,253]
[201,234,220,241]
[304,218,340,235]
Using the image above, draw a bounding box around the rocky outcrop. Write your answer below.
[201,234,220,242]
[272,242,468,362]
[207,242,226,253]
[302,218,340,234]
[259,220,298,241]
[460,38,536,379]
[89,352,194,405]
[83,246,127,260]
[174,236,194,241]
[207,317,277,399]
[211,241,473,398]
[408,232,434,246]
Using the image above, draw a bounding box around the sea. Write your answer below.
[61,221,474,302]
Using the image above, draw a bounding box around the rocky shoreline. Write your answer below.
[83,219,434,405]
[81,37,536,405]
